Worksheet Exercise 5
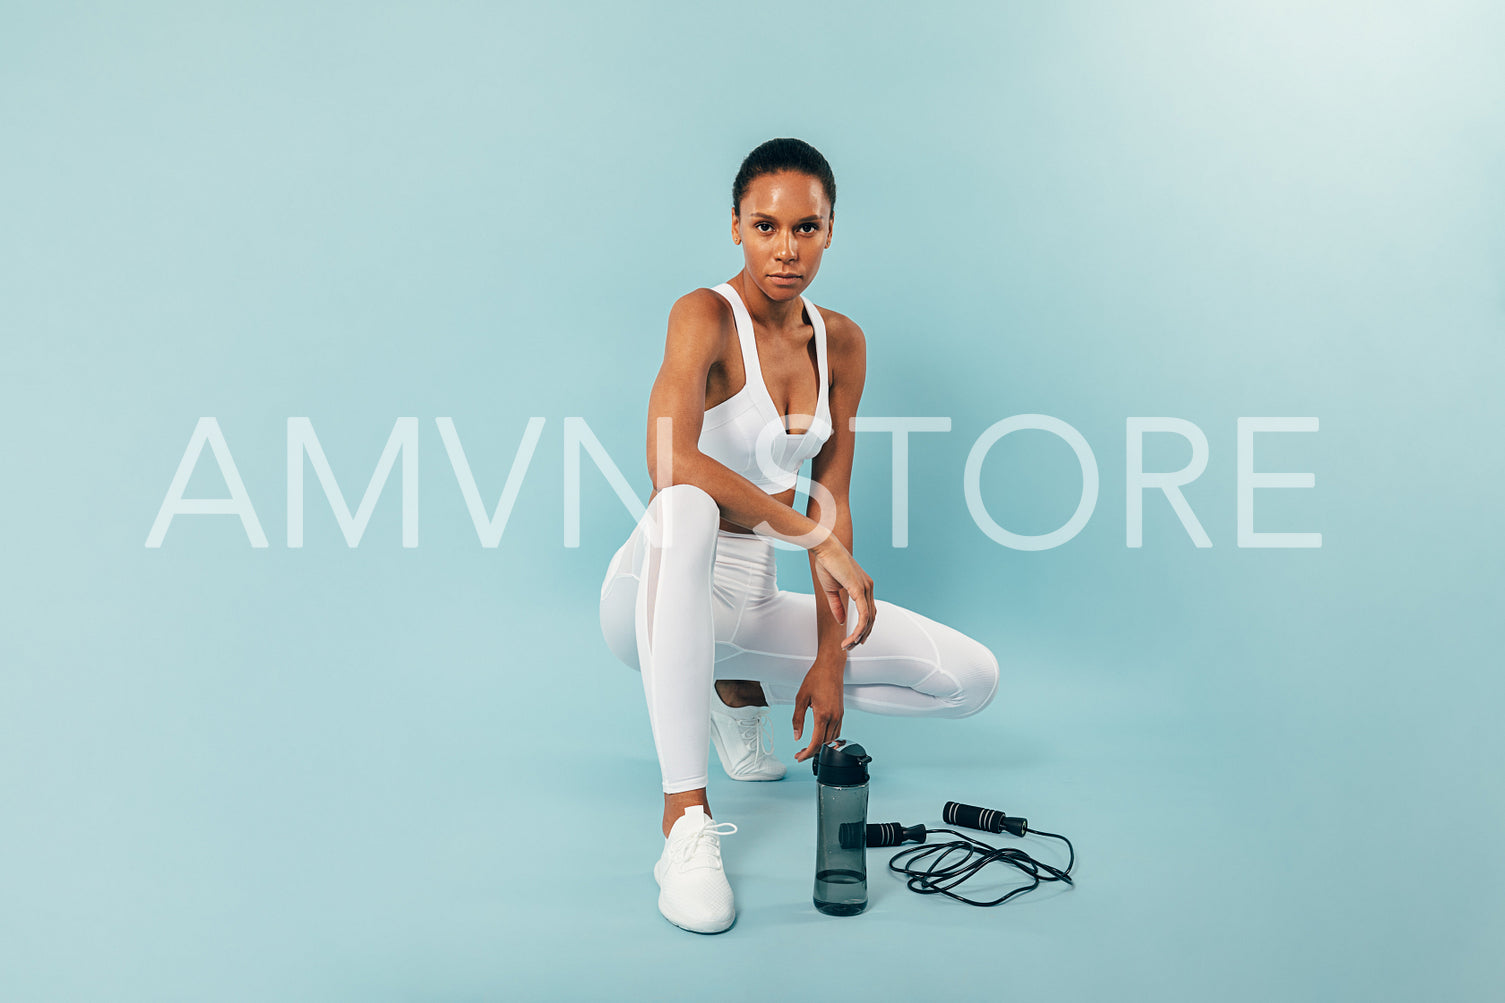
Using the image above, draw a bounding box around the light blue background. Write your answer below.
[3,2,1502,1000]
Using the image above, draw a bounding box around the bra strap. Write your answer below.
[710,283,767,399]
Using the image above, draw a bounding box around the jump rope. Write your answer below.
[848,801,1075,907]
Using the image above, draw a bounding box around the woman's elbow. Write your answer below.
[648,446,707,493]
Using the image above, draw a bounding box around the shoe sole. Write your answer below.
[709,725,787,782]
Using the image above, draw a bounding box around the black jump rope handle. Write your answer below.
[943,801,1029,837]
[839,803,1029,849]
[840,821,927,849]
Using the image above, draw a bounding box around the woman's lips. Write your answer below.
[770,275,800,283]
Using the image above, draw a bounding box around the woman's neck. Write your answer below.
[732,272,805,332]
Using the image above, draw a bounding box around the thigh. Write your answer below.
[598,518,743,672]
[713,590,938,687]
[717,589,998,714]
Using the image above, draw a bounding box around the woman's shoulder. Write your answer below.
[670,286,735,324]
[810,302,866,358]
[664,287,736,355]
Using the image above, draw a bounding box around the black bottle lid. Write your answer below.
[812,739,871,786]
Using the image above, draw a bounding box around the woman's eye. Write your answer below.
[756,222,774,232]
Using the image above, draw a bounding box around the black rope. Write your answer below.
[884,826,1075,907]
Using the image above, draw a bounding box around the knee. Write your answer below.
[653,481,718,517]
[645,483,721,552]
[952,641,1000,718]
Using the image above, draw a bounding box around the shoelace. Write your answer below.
[673,818,739,869]
[733,710,775,763]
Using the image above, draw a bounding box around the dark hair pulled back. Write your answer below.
[731,138,836,218]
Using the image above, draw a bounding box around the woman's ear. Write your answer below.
[731,212,741,245]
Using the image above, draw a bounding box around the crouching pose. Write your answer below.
[598,138,999,934]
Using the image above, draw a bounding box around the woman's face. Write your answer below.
[732,170,833,304]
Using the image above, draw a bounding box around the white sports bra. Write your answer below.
[698,282,833,493]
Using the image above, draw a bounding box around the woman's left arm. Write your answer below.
[793,312,867,761]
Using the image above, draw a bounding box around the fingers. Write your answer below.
[841,583,876,650]
[815,548,876,647]
[857,588,876,645]
[841,607,866,650]
[794,710,844,762]
[792,692,810,741]
[836,563,875,648]
[857,576,875,645]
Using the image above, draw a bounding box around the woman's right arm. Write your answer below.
[646,289,875,645]
[643,289,826,545]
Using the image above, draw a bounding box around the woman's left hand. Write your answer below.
[792,660,846,763]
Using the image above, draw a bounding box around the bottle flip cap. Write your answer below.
[812,738,871,786]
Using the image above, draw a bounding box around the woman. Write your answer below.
[598,138,999,933]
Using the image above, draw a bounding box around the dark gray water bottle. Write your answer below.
[812,739,872,916]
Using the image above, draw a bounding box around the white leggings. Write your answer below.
[598,483,1000,794]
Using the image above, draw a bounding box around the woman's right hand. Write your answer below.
[811,536,876,650]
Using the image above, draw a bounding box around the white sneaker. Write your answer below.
[709,695,787,781]
[653,805,738,933]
